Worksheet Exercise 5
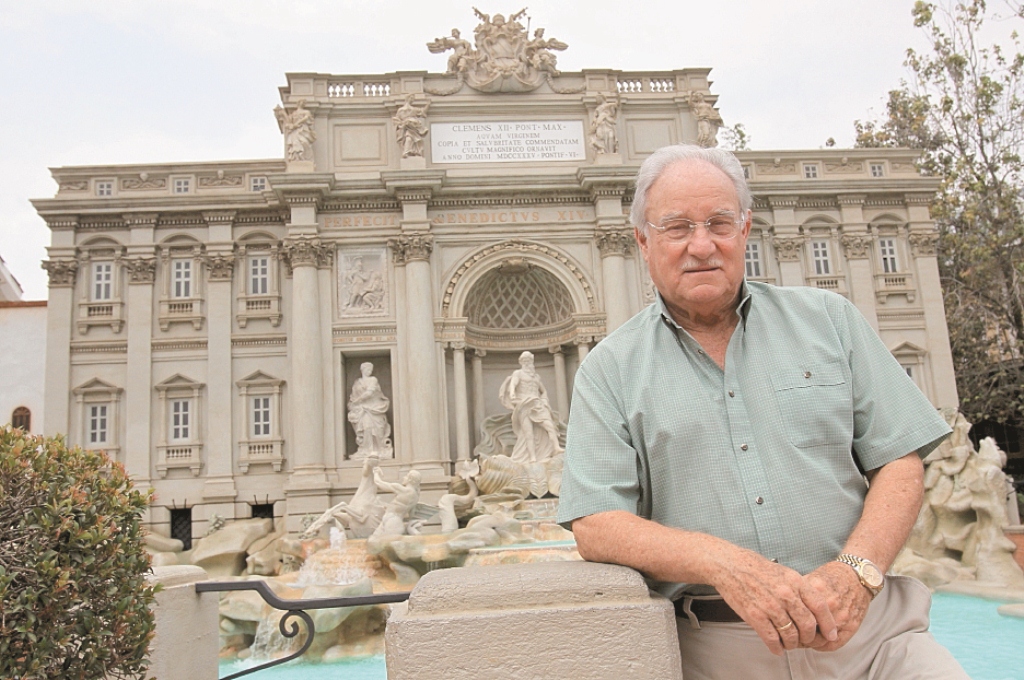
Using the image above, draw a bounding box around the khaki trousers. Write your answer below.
[676,576,970,679]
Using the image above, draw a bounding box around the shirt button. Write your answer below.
[728,390,735,397]
[804,371,812,378]
[770,558,779,563]
[740,443,748,451]
[755,496,764,505]
[698,349,705,355]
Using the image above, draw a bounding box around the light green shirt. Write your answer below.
[556,281,951,598]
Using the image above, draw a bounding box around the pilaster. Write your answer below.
[203,213,238,501]
[909,232,959,409]
[41,256,77,436]
[596,229,634,332]
[771,235,805,287]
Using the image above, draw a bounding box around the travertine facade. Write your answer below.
[32,13,957,539]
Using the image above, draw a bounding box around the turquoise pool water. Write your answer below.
[930,592,1024,680]
[220,592,1024,679]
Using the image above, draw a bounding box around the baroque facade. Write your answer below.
[33,12,957,539]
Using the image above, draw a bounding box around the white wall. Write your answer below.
[0,301,47,433]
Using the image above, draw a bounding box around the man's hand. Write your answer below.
[799,560,873,652]
[711,548,838,656]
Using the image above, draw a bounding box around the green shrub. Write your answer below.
[0,427,156,679]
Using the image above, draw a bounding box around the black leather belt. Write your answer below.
[674,597,744,624]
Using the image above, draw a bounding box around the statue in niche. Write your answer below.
[589,93,620,154]
[500,351,563,465]
[524,28,567,76]
[347,362,393,460]
[689,91,723,148]
[343,257,385,313]
[300,455,386,539]
[392,95,430,158]
[274,99,316,162]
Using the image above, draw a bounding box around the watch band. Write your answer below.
[835,553,885,598]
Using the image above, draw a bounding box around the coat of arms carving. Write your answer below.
[427,8,568,93]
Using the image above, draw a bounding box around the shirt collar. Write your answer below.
[656,280,753,331]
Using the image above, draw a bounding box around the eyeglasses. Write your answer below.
[645,213,743,243]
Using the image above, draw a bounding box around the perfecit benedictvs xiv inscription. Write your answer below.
[430,121,587,164]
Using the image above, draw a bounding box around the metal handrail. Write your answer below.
[195,580,411,679]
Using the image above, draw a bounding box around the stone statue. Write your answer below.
[589,93,620,154]
[347,362,393,460]
[524,28,567,76]
[392,95,430,158]
[273,99,316,162]
[425,9,570,93]
[500,351,563,465]
[427,28,475,74]
[369,468,422,540]
[689,91,723,148]
[438,459,481,533]
[300,455,387,539]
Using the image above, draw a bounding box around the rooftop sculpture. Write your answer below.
[427,8,568,92]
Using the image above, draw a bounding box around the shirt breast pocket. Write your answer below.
[770,361,852,448]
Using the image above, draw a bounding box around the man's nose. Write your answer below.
[686,224,717,258]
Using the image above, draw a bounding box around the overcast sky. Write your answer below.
[0,0,932,300]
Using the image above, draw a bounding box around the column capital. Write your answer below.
[283,236,322,270]
[548,344,564,355]
[124,257,158,284]
[448,340,467,351]
[204,253,236,281]
[388,234,434,265]
[472,348,487,358]
[771,235,805,262]
[596,229,634,258]
[315,242,335,269]
[840,234,872,260]
[908,232,940,257]
[41,259,78,287]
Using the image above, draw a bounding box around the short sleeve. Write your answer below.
[556,355,646,529]
[838,297,952,470]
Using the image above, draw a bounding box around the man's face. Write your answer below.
[635,159,750,322]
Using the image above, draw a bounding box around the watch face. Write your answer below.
[861,563,884,589]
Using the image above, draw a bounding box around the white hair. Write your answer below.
[630,144,752,235]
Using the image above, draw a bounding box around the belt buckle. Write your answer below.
[679,596,702,630]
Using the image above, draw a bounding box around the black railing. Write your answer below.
[195,580,411,679]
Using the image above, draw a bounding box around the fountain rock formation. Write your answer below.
[892,409,1024,588]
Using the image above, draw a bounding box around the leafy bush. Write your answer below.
[0,427,156,679]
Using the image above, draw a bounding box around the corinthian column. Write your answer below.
[451,343,470,462]
[388,234,442,466]
[284,236,327,484]
[123,251,156,484]
[42,256,78,436]
[597,229,634,332]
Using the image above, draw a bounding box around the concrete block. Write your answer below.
[147,566,219,680]
[385,561,682,679]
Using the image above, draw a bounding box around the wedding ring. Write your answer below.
[775,620,794,632]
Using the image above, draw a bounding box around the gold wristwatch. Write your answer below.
[835,553,884,599]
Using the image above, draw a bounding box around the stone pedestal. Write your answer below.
[386,562,682,680]
[146,566,218,680]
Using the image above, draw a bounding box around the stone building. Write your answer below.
[32,12,957,541]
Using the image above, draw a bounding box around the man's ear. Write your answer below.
[634,226,649,260]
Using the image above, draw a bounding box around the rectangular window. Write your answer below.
[742,165,751,180]
[170,508,193,551]
[904,366,914,378]
[96,180,113,196]
[744,241,762,278]
[89,404,108,444]
[171,399,191,441]
[93,262,113,301]
[173,260,192,298]
[803,163,819,179]
[173,178,191,194]
[252,397,271,437]
[250,176,267,192]
[870,163,885,178]
[812,241,831,275]
[879,238,899,274]
[250,257,269,295]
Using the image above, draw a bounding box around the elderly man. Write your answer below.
[556,144,967,679]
